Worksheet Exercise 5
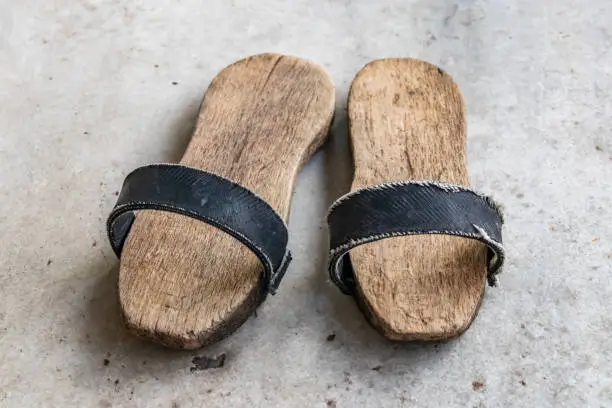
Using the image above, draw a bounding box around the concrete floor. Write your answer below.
[1,0,611,407]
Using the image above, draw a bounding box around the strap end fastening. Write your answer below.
[268,250,292,295]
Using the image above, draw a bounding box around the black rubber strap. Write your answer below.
[327,180,505,295]
[107,164,292,294]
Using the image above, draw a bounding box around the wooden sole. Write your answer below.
[347,58,489,340]
[118,53,335,349]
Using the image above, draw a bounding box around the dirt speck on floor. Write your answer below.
[326,333,336,342]
[472,380,485,391]
[326,399,337,407]
[190,353,226,372]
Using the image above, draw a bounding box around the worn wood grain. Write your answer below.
[347,58,489,340]
[118,53,335,348]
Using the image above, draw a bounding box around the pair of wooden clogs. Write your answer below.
[108,54,504,349]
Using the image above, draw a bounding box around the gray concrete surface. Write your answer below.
[1,0,611,407]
